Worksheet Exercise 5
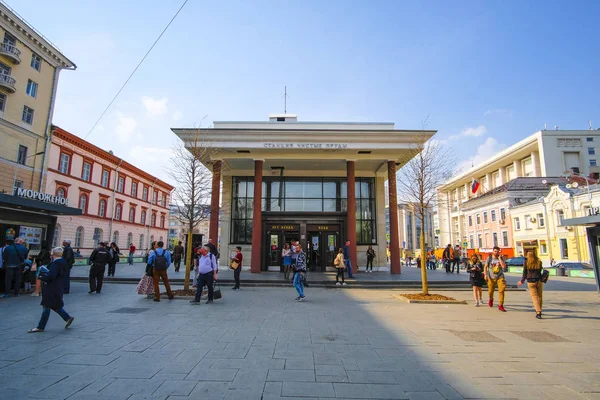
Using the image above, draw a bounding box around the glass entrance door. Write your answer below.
[325,232,339,269]
[308,232,320,272]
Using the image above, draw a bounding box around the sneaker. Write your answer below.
[298,296,305,302]
[88,291,94,294]
[30,292,39,297]
[232,287,238,290]
[153,299,160,302]
[475,301,479,307]
[498,305,506,312]
[488,298,493,307]
[342,282,347,286]
[295,296,301,301]
[65,317,74,329]
[336,282,341,286]
[189,300,201,305]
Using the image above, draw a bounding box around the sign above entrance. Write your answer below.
[15,188,69,206]
[307,224,339,231]
[269,224,300,231]
[263,142,348,150]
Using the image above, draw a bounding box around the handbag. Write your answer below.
[230,259,240,270]
[145,264,153,276]
[541,269,549,283]
[213,281,222,300]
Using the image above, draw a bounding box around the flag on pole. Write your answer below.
[471,179,480,194]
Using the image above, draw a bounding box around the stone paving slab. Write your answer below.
[0,282,599,399]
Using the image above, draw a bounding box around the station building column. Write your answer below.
[251,160,264,273]
[388,161,401,274]
[209,160,221,246]
[346,160,358,273]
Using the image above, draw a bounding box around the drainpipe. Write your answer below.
[108,158,123,244]
[39,65,75,191]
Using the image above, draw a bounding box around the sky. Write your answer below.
[11,0,600,185]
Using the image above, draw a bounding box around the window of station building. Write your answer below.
[153,191,158,205]
[151,213,156,227]
[160,215,165,228]
[502,231,508,247]
[142,186,148,201]
[162,194,166,206]
[491,210,496,221]
[589,147,596,155]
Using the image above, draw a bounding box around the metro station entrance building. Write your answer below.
[173,115,435,273]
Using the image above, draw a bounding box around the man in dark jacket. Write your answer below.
[28,246,74,333]
[205,238,219,259]
[173,242,184,272]
[62,239,75,294]
[88,242,110,294]
[2,237,29,297]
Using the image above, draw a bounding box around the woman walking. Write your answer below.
[467,254,485,306]
[282,243,292,280]
[334,248,346,285]
[365,245,375,273]
[517,251,544,319]
[137,242,156,298]
[292,244,307,301]
[28,247,74,333]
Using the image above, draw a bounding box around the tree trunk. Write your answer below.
[184,225,193,291]
[420,230,428,295]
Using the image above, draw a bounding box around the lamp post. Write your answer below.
[12,151,45,193]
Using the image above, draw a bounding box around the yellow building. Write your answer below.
[510,184,598,266]
[0,3,75,194]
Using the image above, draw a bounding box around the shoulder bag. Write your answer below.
[541,268,549,284]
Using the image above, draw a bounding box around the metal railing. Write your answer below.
[0,72,16,88]
[0,42,21,59]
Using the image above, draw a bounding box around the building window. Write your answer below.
[558,138,581,147]
[22,106,34,124]
[502,231,508,247]
[31,53,42,71]
[162,194,166,206]
[131,182,137,198]
[514,217,520,230]
[79,194,88,213]
[151,213,156,227]
[540,241,548,254]
[524,215,532,229]
[493,232,498,247]
[537,213,545,228]
[559,238,568,258]
[491,210,496,221]
[500,208,506,221]
[150,235,155,245]
[115,204,122,220]
[589,148,596,155]
[53,223,61,247]
[139,234,144,250]
[127,232,133,247]
[56,187,66,198]
[82,162,91,181]
[101,170,109,188]
[469,235,474,249]
[17,145,27,165]
[556,210,564,226]
[477,234,482,248]
[591,160,597,167]
[468,216,472,227]
[26,79,38,98]
[75,226,84,248]
[153,191,158,205]
[141,210,146,225]
[142,186,148,201]
[483,212,488,224]
[14,180,23,190]
[99,199,106,217]
[93,228,103,247]
[59,153,70,174]
[129,207,135,222]
[112,231,119,247]
[485,233,489,247]
[117,176,124,193]
[0,92,6,111]
[587,137,594,142]
[476,214,481,225]
[160,215,165,228]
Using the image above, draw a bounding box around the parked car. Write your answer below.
[548,262,592,270]
[503,257,526,271]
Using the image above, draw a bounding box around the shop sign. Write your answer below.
[15,188,69,206]
[307,224,338,231]
[587,207,600,216]
[269,224,298,230]
[263,142,348,149]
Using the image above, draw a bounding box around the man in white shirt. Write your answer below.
[190,246,218,305]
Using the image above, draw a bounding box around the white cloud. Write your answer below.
[115,113,137,144]
[141,96,168,116]
[455,137,507,173]
[484,108,513,117]
[172,110,183,121]
[448,125,487,140]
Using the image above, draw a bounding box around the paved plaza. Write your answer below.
[1,281,599,400]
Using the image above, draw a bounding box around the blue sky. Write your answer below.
[12,0,600,183]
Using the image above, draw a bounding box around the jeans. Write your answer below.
[153,268,173,300]
[336,268,345,283]
[233,267,241,289]
[37,306,71,330]
[366,258,373,271]
[108,263,116,277]
[174,255,182,271]
[128,252,134,265]
[5,266,22,295]
[451,258,460,273]
[293,272,304,297]
[194,271,214,301]
[345,258,353,278]
[89,265,105,293]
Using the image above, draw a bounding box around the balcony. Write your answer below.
[0,72,16,93]
[0,43,21,64]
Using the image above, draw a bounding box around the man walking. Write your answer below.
[343,240,354,279]
[293,244,307,301]
[452,245,461,273]
[484,246,507,312]
[190,245,218,304]
[442,244,453,273]
[62,239,75,294]
[128,242,136,265]
[147,241,173,302]
[173,241,184,272]
[2,236,29,297]
[88,242,110,294]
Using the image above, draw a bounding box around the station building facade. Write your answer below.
[173,114,435,273]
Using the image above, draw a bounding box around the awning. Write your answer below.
[561,215,600,227]
[0,193,82,216]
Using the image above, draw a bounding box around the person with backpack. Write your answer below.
[484,246,507,312]
[518,251,545,319]
[88,242,110,294]
[2,237,29,297]
[147,241,173,302]
[190,245,218,304]
[334,248,346,286]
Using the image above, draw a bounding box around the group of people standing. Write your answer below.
[467,246,547,318]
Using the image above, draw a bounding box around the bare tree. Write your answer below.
[168,127,219,291]
[396,134,454,295]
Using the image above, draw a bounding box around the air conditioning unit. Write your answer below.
[529,217,536,223]
[565,226,574,231]
[499,219,505,225]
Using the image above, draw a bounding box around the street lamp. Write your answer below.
[12,151,45,192]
